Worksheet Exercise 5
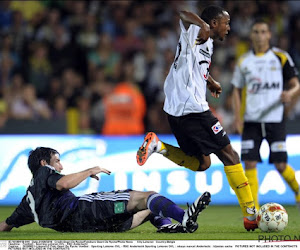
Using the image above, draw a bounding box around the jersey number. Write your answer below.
[26,191,39,224]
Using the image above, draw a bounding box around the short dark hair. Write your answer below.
[252,18,270,29]
[28,147,59,175]
[201,5,226,24]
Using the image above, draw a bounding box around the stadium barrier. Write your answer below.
[0,134,299,205]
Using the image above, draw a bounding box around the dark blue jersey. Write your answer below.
[6,166,78,231]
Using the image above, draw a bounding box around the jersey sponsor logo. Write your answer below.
[270,141,287,152]
[242,140,254,150]
[211,121,223,134]
[199,48,210,58]
[249,81,280,94]
[114,202,125,214]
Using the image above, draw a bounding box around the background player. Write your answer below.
[231,19,300,210]
[136,5,258,231]
[0,147,211,233]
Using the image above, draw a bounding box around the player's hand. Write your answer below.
[234,118,243,135]
[196,22,210,45]
[90,166,111,181]
[280,91,292,104]
[207,80,222,98]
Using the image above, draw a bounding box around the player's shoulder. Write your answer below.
[271,47,294,66]
[237,51,252,67]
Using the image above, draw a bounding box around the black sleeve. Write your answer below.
[38,166,64,190]
[6,195,34,228]
[283,58,299,82]
[47,173,64,189]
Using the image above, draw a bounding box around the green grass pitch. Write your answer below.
[0,205,299,240]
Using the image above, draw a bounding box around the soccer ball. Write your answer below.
[257,203,288,232]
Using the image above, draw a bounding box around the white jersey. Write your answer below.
[231,47,298,123]
[163,20,213,116]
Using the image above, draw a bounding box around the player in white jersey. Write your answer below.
[136,5,259,232]
[232,19,300,210]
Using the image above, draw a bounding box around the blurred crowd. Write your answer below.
[0,0,300,135]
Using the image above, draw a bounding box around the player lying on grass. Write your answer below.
[0,147,211,233]
[137,5,258,232]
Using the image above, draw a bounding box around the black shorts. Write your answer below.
[65,190,134,232]
[241,122,287,163]
[167,110,230,157]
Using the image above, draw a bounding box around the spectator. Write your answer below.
[113,18,143,56]
[0,89,8,128]
[133,35,164,106]
[26,42,52,98]
[156,23,178,53]
[9,84,51,120]
[102,60,146,135]
[87,33,121,82]
[36,8,61,43]
[77,94,94,134]
[76,13,99,51]
[0,1,13,31]
[6,10,27,59]
[52,95,66,120]
[61,68,84,108]
[9,0,45,22]
[89,74,115,133]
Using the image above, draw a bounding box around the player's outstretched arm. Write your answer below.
[56,167,111,191]
[179,10,210,44]
[0,221,13,232]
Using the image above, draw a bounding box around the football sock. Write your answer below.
[224,163,256,219]
[147,193,184,223]
[281,164,300,201]
[149,214,172,228]
[159,142,200,171]
[245,168,260,209]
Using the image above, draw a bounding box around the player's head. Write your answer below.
[201,5,230,41]
[28,147,62,175]
[250,19,271,50]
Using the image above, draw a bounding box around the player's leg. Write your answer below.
[266,122,300,209]
[130,210,172,230]
[130,211,186,232]
[136,115,211,171]
[239,123,262,211]
[274,162,300,209]
[244,161,259,210]
[274,162,299,204]
[215,143,258,231]
[127,190,211,233]
[137,133,211,171]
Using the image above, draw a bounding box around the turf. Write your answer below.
[0,205,299,240]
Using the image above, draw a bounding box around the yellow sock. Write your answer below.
[281,164,300,202]
[224,163,256,218]
[160,142,200,171]
[245,168,260,210]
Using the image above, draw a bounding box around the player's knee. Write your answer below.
[218,144,240,165]
[197,162,211,171]
[197,155,211,171]
[275,163,286,173]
